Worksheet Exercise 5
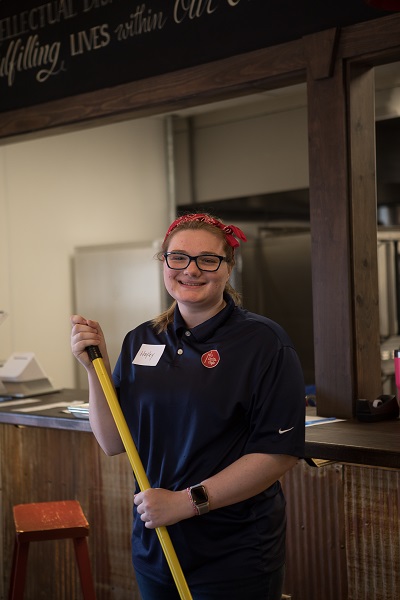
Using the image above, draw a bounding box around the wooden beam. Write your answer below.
[303,28,339,80]
[348,64,382,402]
[307,58,355,418]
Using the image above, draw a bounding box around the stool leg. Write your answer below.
[8,539,30,600]
[73,537,96,600]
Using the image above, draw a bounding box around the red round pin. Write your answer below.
[201,350,220,368]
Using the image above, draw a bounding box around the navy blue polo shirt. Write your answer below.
[113,294,305,586]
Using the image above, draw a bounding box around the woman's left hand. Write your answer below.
[134,488,194,529]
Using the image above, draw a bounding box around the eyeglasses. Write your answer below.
[163,252,227,272]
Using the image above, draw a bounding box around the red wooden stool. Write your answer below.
[9,500,96,600]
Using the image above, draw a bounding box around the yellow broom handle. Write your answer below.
[87,346,192,600]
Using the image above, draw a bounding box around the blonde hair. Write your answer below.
[151,216,242,333]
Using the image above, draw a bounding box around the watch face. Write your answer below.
[191,485,208,504]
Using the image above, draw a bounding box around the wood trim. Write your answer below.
[305,15,400,417]
[348,64,382,403]
[303,28,340,80]
[307,59,355,417]
[339,12,400,61]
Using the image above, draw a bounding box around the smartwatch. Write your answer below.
[188,484,210,515]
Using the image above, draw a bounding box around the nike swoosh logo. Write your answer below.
[278,427,294,434]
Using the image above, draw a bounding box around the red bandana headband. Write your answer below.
[163,214,247,249]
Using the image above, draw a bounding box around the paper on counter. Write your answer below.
[13,400,84,413]
[306,416,345,427]
[0,398,39,408]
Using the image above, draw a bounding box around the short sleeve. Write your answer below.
[244,345,305,458]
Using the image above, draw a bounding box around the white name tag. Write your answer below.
[132,344,165,366]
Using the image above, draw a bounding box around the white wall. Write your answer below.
[174,101,309,204]
[0,118,169,389]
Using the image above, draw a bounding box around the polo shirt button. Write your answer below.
[177,349,183,355]
[185,331,191,336]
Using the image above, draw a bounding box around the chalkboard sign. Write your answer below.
[0,0,392,113]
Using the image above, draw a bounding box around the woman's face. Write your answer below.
[163,229,232,313]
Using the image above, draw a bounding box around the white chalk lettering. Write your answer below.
[114,4,166,42]
[70,24,110,56]
[173,0,218,24]
[83,0,113,12]
[0,34,64,86]
[0,1,77,42]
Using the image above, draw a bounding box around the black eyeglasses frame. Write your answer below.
[163,252,227,272]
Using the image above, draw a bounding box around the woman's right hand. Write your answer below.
[70,315,107,370]
[71,315,123,456]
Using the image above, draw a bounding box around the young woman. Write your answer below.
[71,213,305,600]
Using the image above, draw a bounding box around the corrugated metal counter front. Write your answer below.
[0,389,136,600]
[1,390,400,600]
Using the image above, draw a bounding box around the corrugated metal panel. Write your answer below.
[282,461,400,600]
[344,465,400,600]
[282,460,348,600]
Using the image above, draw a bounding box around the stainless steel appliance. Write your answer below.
[235,226,315,386]
[378,228,400,393]
[234,225,400,393]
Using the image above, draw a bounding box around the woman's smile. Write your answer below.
[177,279,205,286]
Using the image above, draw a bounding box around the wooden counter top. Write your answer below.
[1,389,399,469]
[305,417,400,469]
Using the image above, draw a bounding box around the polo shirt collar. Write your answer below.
[173,293,235,342]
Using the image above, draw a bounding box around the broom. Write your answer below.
[86,345,192,600]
